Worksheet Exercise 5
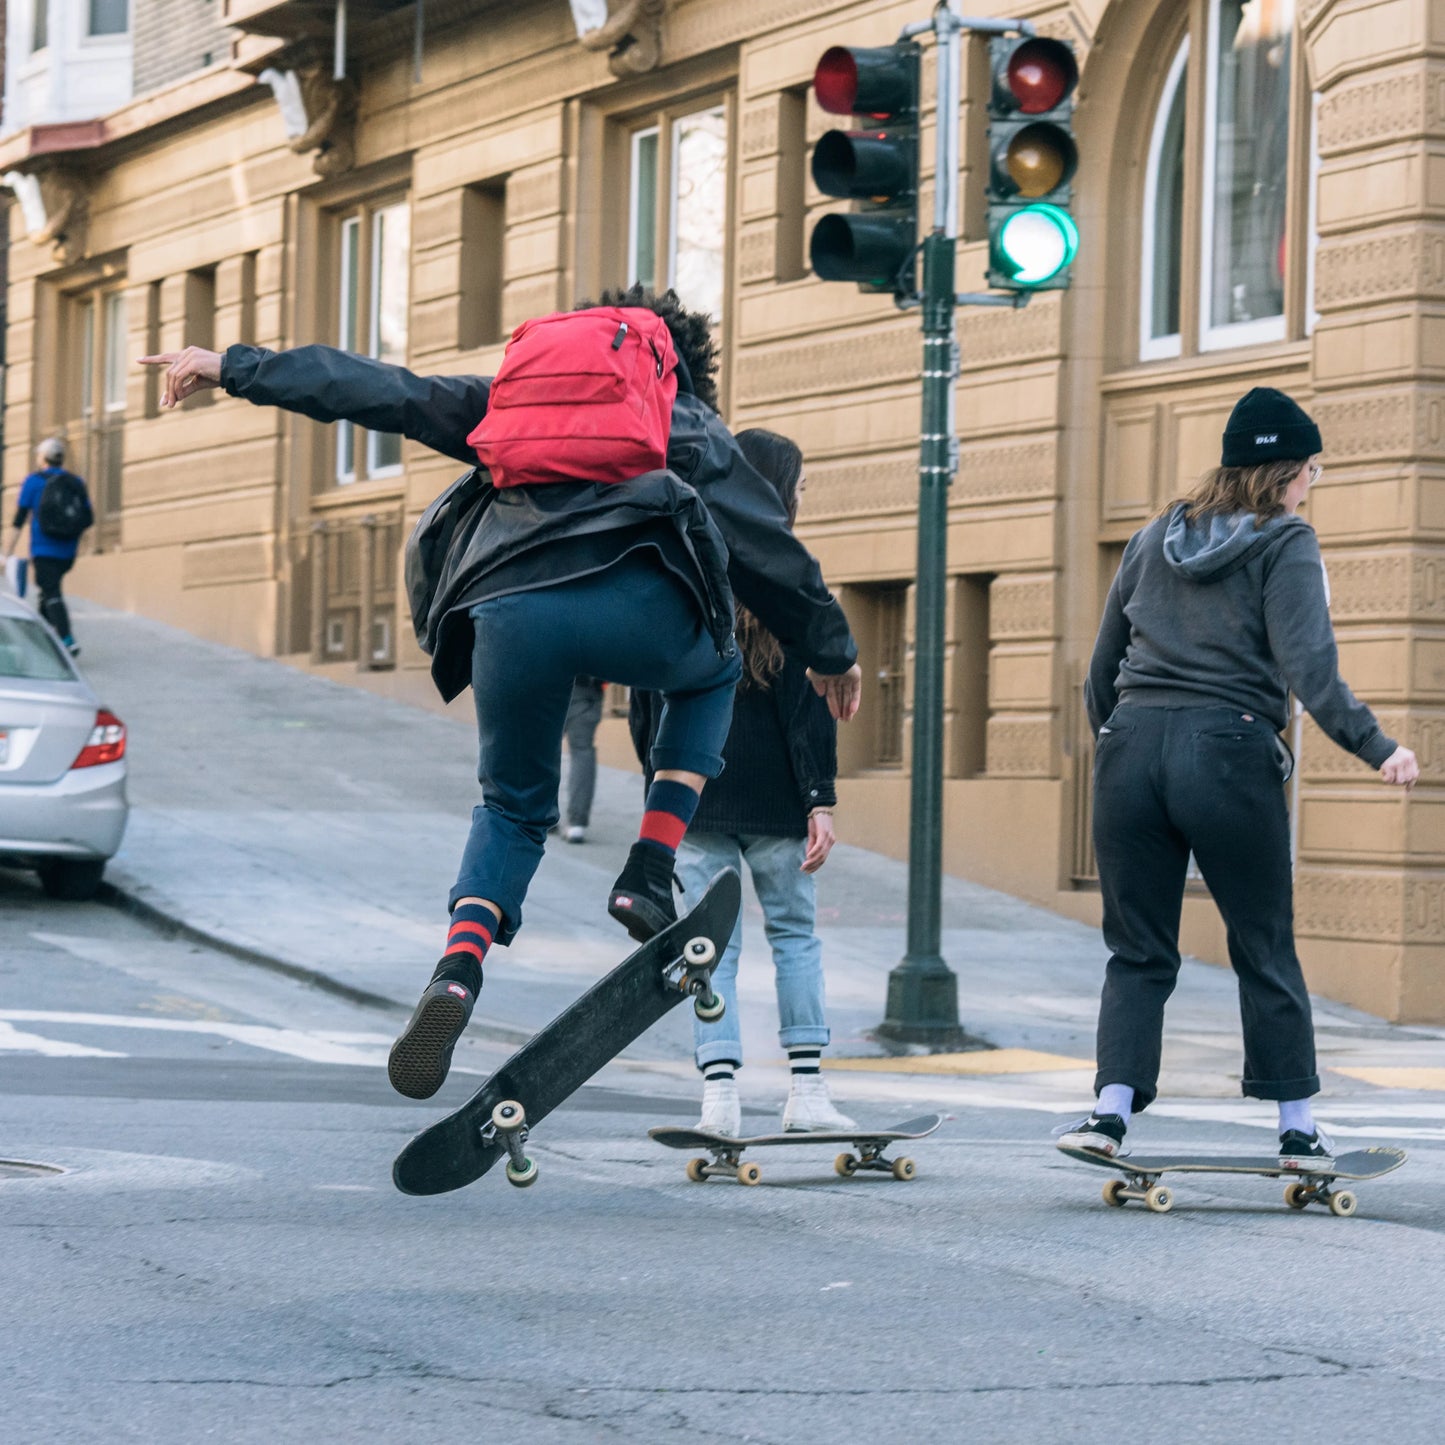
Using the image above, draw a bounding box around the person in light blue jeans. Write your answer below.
[631,429,853,1135]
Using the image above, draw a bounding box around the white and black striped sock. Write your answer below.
[703,1060,739,1082]
[788,1047,822,1076]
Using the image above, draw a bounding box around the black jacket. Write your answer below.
[221,344,858,702]
[630,657,838,838]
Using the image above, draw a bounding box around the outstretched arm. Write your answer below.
[139,344,490,466]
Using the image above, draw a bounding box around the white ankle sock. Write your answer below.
[703,1060,739,1083]
[1278,1098,1314,1136]
[1096,1083,1134,1125]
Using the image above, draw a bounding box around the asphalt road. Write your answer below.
[5,866,1445,1443]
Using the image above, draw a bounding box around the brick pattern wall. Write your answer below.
[133,0,231,94]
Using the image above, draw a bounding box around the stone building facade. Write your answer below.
[3,0,1443,1021]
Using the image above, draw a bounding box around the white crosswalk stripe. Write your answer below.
[0,1009,391,1066]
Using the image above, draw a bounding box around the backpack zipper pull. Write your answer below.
[611,321,628,350]
[647,337,663,377]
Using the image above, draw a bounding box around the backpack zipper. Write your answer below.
[611,321,628,350]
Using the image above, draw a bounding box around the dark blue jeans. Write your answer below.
[1092,704,1319,1111]
[451,551,741,941]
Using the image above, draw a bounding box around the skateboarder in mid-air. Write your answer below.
[1061,388,1419,1168]
[141,286,862,1102]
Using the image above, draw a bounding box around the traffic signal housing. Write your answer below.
[985,36,1079,291]
[809,42,921,296]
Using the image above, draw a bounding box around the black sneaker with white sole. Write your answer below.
[1279,1127,1334,1170]
[387,968,477,1100]
[1055,1113,1128,1157]
[607,841,678,943]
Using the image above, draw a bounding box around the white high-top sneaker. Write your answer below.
[782,1074,856,1132]
[698,1077,741,1137]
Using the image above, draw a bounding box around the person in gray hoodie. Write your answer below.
[1058,387,1419,1168]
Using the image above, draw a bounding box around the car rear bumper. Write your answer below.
[0,761,128,861]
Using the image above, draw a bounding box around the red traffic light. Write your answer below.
[813,43,919,120]
[815,47,859,115]
[1004,37,1078,114]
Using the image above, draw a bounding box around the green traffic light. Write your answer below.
[992,203,1079,286]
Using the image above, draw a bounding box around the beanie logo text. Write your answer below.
[1255,433,1278,445]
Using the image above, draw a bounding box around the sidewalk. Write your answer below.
[71,599,1445,1120]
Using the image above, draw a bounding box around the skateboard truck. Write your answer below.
[483,1100,538,1188]
[665,935,725,1022]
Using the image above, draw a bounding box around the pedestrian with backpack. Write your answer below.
[140,285,863,1102]
[5,438,93,655]
[631,429,855,1136]
[1059,388,1419,1168]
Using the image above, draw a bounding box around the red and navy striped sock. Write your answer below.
[432,903,495,995]
[637,778,700,862]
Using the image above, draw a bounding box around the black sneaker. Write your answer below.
[1055,1113,1128,1157]
[387,969,476,1100]
[608,841,677,943]
[1279,1127,1334,1170]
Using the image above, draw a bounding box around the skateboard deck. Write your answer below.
[1059,1143,1407,1216]
[392,868,741,1196]
[650,1113,943,1185]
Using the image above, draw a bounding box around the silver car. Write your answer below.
[0,593,128,899]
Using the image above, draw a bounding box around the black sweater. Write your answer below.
[631,657,837,838]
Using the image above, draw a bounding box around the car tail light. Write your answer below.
[72,708,126,769]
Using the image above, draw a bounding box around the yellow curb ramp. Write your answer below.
[1332,1066,1445,1090]
[826,1048,1093,1076]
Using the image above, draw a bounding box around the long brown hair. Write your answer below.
[1173,458,1304,526]
[733,429,804,689]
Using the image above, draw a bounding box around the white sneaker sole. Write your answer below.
[1056,1131,1123,1157]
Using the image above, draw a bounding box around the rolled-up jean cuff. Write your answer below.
[1241,1073,1320,1102]
[446,881,522,946]
[696,1039,743,1069]
[650,744,726,778]
[778,1026,830,1048]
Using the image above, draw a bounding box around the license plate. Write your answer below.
[0,730,7,766]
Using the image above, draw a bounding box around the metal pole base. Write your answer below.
[875,955,969,1048]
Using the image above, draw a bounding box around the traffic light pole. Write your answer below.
[876,6,1033,1046]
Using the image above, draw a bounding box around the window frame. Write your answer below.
[1139,37,1189,362]
[621,90,733,327]
[329,193,410,490]
[1197,0,1293,353]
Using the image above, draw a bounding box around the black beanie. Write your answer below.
[1221,387,1322,467]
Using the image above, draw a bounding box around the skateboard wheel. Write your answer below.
[1283,1182,1311,1210]
[693,990,726,1022]
[1144,1184,1173,1214]
[505,1157,538,1188]
[891,1157,916,1182]
[685,1158,710,1183]
[683,936,717,967]
[737,1162,763,1186]
[492,1100,525,1132]
[1328,1189,1357,1218]
[1102,1179,1127,1208]
[834,1153,859,1177]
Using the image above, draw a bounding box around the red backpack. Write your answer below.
[468,307,678,487]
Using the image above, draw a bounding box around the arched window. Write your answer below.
[1140,39,1188,360]
[1138,1,1306,360]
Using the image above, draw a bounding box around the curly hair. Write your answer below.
[572,283,720,412]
